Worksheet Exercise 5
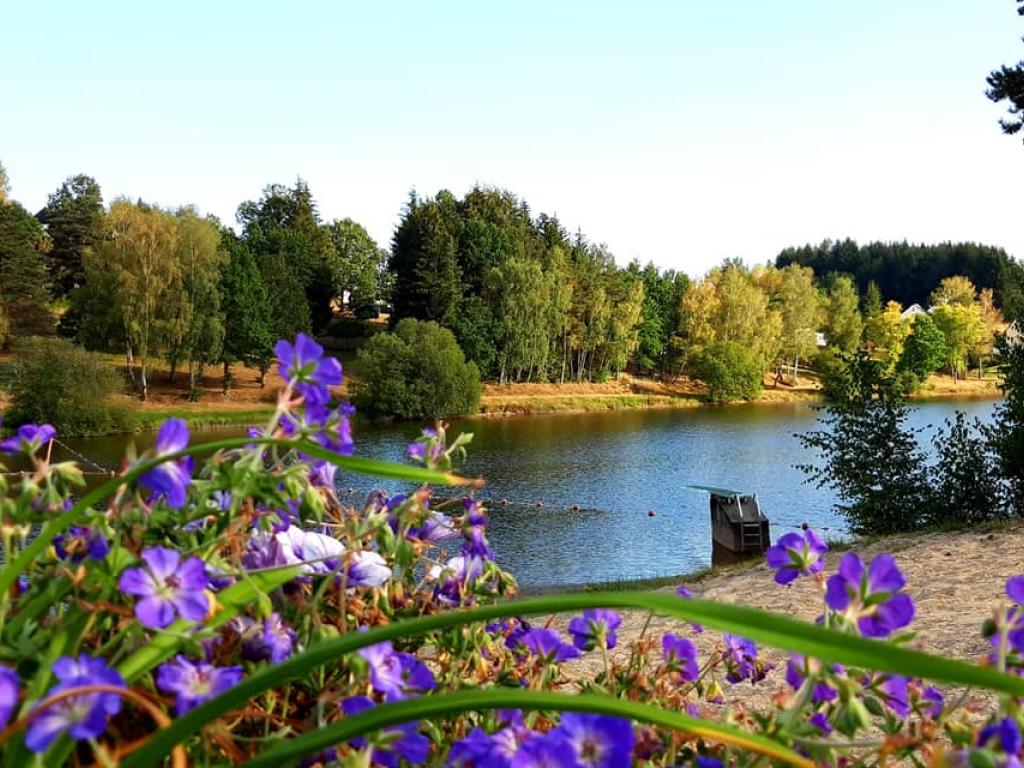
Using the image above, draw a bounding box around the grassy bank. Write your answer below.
[0,344,1001,435]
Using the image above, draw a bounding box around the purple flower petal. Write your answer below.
[867,554,906,594]
[155,418,190,454]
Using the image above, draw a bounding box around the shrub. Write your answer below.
[898,314,948,382]
[5,338,135,436]
[690,341,763,402]
[353,318,481,420]
[798,351,932,535]
[928,410,1006,527]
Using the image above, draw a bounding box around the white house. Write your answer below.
[900,304,928,321]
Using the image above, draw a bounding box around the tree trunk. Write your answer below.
[125,341,137,393]
[188,360,197,402]
[258,365,268,388]
[140,359,149,401]
[223,360,232,395]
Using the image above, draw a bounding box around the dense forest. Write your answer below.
[775,239,1024,318]
[0,156,1021,413]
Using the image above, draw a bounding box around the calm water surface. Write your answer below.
[56,399,999,588]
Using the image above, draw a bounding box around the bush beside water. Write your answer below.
[352,318,481,420]
[4,338,135,436]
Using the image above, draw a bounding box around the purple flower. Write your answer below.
[276,333,343,406]
[26,655,124,753]
[138,418,193,508]
[488,618,533,651]
[662,633,699,682]
[765,529,827,585]
[340,696,429,767]
[0,665,18,728]
[348,550,392,587]
[0,423,55,455]
[512,731,581,768]
[53,526,109,562]
[431,555,484,605]
[156,656,242,715]
[309,460,337,488]
[118,547,209,629]
[784,655,839,701]
[358,642,436,700]
[407,428,443,466]
[240,614,296,663]
[923,686,944,719]
[675,585,704,633]
[979,717,1023,755]
[449,728,500,767]
[245,526,346,575]
[809,712,832,735]
[879,675,909,718]
[408,513,458,543]
[519,628,581,663]
[567,610,622,652]
[1008,575,1024,605]
[825,553,916,638]
[461,501,496,560]
[722,634,761,684]
[555,713,634,768]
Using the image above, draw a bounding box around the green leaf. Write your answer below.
[238,690,814,768]
[0,436,469,596]
[117,565,302,682]
[122,591,1024,768]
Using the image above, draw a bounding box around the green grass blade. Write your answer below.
[0,436,469,595]
[239,689,814,768]
[123,590,1024,768]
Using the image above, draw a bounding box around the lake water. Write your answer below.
[52,399,999,588]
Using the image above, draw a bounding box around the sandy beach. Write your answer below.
[561,523,1024,715]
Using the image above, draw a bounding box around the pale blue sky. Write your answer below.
[3,1,1024,275]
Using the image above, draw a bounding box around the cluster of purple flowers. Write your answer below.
[275,333,354,459]
[53,525,109,562]
[359,641,437,700]
[450,711,635,768]
[243,525,391,587]
[429,500,499,605]
[340,696,431,767]
[234,613,297,663]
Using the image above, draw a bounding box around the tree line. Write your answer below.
[775,238,1024,320]
[0,162,389,400]
[0,158,1019,407]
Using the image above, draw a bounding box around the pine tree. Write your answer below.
[862,280,883,319]
[389,192,462,324]
[219,233,274,391]
[42,175,105,297]
[0,200,53,337]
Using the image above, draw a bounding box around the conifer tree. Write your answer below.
[42,174,105,297]
[0,200,53,337]
[218,233,274,391]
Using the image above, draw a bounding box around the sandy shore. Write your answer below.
[559,523,1024,715]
